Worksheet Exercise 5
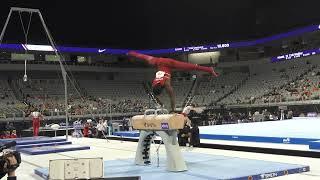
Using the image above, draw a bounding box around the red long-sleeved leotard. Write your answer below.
[128,51,218,87]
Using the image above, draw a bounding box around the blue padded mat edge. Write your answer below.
[34,152,310,180]
[19,145,90,155]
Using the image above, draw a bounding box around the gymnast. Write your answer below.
[127,51,218,112]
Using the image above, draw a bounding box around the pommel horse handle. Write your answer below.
[144,109,169,116]
[144,109,156,116]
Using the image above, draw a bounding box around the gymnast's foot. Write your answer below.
[211,67,219,77]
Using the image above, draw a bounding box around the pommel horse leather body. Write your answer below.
[132,113,185,130]
[132,109,188,172]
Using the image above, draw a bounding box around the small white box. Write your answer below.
[49,158,103,180]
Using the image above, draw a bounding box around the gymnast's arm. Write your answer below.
[127,51,157,66]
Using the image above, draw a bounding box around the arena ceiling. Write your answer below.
[0,0,320,49]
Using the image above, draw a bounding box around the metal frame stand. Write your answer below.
[0,7,69,140]
[101,129,110,143]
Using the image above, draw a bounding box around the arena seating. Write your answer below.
[3,73,188,115]
[220,59,313,105]
[255,63,320,103]
[80,75,194,111]
[79,80,151,112]
[16,78,80,99]
[1,57,320,118]
[13,78,99,115]
[0,80,17,103]
[151,78,193,108]
[0,80,22,118]
[192,72,248,106]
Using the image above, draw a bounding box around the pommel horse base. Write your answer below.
[132,109,188,172]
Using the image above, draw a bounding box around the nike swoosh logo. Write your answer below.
[98,49,106,53]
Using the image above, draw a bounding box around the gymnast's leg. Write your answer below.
[160,58,218,76]
[164,79,176,112]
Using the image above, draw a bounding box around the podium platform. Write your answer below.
[0,136,90,155]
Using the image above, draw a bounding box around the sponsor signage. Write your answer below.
[161,123,169,129]
[144,122,156,128]
[283,138,291,144]
[260,172,278,179]
[271,48,320,62]
[0,24,319,55]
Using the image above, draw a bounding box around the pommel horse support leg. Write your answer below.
[132,110,188,172]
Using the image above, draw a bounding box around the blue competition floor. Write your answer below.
[199,117,320,144]
[35,152,309,180]
[113,117,320,145]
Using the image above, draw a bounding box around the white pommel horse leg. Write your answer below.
[132,109,188,172]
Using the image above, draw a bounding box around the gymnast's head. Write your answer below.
[152,84,164,96]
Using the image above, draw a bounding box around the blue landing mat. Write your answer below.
[16,141,72,149]
[0,136,67,145]
[308,140,320,150]
[20,144,90,155]
[113,131,140,137]
[34,152,309,180]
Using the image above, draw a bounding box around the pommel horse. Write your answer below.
[132,109,188,172]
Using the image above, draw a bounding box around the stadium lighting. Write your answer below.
[22,44,55,51]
